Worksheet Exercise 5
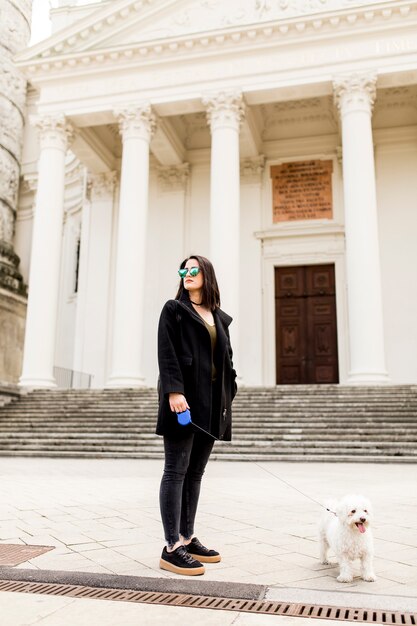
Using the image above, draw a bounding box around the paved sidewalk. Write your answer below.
[0,457,416,624]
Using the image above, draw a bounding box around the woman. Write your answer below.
[156,254,237,576]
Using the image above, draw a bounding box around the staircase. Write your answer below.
[0,386,416,462]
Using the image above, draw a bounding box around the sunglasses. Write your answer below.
[178,267,200,278]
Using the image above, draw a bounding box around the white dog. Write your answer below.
[319,494,376,583]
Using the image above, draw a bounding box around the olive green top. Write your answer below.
[203,318,217,381]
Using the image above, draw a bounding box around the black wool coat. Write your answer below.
[156,291,237,441]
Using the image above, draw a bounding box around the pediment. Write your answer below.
[83,0,388,50]
[18,0,388,63]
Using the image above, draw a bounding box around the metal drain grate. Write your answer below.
[0,579,416,624]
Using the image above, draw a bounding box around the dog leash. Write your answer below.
[178,412,336,516]
[254,463,338,517]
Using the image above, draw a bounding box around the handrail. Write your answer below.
[53,367,93,389]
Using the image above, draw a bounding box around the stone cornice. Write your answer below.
[16,1,417,78]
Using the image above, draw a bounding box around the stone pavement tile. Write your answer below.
[271,575,355,591]
[274,551,329,570]
[66,564,116,574]
[235,616,340,626]
[240,570,325,586]
[98,517,138,530]
[0,592,240,626]
[22,534,70,550]
[226,553,286,576]
[377,561,416,578]
[228,527,286,545]
[249,566,327,585]
[248,543,293,557]
[68,542,107,552]
[375,527,417,545]
[98,531,150,548]
[376,583,417,596]
[111,541,166,560]
[394,547,417,564]
[48,532,97,546]
[0,591,75,625]
[29,552,93,570]
[204,518,256,533]
[58,508,101,521]
[200,566,254,582]
[106,562,162,576]
[75,525,129,542]
[74,548,134,566]
[0,529,34,542]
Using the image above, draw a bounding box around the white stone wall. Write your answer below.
[376,136,417,384]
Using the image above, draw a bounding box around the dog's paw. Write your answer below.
[337,574,353,583]
[320,559,330,565]
[362,574,377,582]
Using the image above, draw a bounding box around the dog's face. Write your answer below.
[336,495,373,533]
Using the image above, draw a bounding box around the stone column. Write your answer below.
[203,91,245,369]
[19,115,73,387]
[157,163,190,264]
[0,1,32,383]
[107,105,156,388]
[334,74,388,383]
[0,0,32,295]
[73,172,117,388]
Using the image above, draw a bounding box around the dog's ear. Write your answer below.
[361,498,373,517]
[335,500,350,522]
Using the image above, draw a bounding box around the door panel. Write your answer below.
[276,298,306,384]
[275,265,339,384]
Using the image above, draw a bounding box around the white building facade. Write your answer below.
[13,0,417,389]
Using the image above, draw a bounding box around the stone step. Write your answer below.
[0,449,414,463]
[0,385,416,462]
[0,423,415,432]
[0,434,417,448]
[3,406,416,415]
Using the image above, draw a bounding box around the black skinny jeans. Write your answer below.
[159,431,214,547]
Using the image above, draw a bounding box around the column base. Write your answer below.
[106,374,146,389]
[347,371,390,385]
[18,377,57,389]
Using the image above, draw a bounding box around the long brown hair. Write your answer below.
[175,255,221,311]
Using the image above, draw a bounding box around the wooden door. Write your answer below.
[275,265,339,384]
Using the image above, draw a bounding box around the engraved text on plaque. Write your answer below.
[271,160,333,223]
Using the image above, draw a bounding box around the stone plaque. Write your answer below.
[271,160,333,223]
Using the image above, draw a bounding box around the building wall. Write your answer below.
[376,136,417,383]
[16,129,417,388]
[13,1,417,388]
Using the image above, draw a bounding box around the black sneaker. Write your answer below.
[185,537,221,563]
[160,545,205,576]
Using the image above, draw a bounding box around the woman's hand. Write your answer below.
[168,393,190,414]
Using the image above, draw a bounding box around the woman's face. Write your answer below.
[183,258,204,292]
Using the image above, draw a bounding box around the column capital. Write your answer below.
[157,163,190,192]
[32,114,74,151]
[333,73,377,116]
[115,104,156,143]
[240,155,265,183]
[87,171,118,201]
[203,90,245,132]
